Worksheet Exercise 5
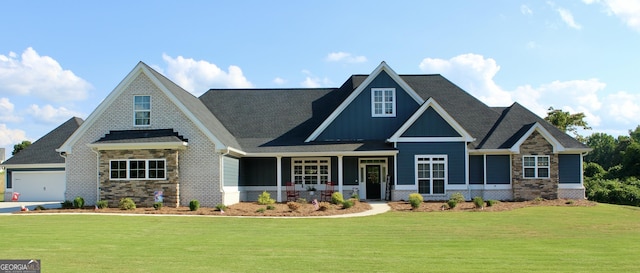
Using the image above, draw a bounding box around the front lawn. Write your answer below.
[1,204,639,272]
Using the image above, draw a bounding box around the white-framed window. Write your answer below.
[134,95,151,126]
[415,155,447,195]
[523,155,550,179]
[109,159,166,180]
[371,88,396,117]
[292,158,330,185]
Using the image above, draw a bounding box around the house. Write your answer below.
[2,117,83,201]
[13,61,590,206]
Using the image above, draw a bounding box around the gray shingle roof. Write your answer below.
[3,117,83,165]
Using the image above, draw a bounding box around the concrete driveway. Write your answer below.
[0,201,62,214]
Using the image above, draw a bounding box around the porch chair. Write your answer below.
[286,182,300,202]
[320,181,335,202]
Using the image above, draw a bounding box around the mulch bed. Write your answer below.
[388,198,596,212]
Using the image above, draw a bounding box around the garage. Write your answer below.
[12,171,66,202]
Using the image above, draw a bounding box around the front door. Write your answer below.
[365,165,382,199]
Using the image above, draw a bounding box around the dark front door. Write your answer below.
[366,165,381,199]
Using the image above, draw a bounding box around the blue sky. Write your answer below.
[1,1,639,159]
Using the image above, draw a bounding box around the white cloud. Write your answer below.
[585,0,640,32]
[0,47,91,102]
[521,4,533,15]
[161,54,253,96]
[326,52,367,64]
[604,91,640,124]
[556,7,583,29]
[418,53,609,128]
[27,104,83,124]
[273,77,286,85]
[300,70,332,88]
[0,124,27,147]
[0,98,22,122]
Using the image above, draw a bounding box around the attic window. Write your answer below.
[371,88,395,117]
[134,95,151,126]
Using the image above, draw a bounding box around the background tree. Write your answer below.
[12,140,31,155]
[585,132,617,170]
[544,107,591,141]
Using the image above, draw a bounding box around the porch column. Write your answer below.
[276,156,282,202]
[338,155,343,194]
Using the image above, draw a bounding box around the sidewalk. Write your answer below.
[0,201,62,214]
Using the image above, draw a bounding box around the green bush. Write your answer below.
[287,201,300,211]
[61,200,74,209]
[342,199,354,209]
[119,198,136,210]
[486,199,499,207]
[256,208,266,213]
[215,204,227,211]
[447,199,457,209]
[351,193,359,200]
[450,192,465,203]
[331,192,344,204]
[472,196,484,209]
[266,205,276,210]
[257,191,275,205]
[73,196,85,209]
[96,200,109,209]
[189,200,200,211]
[408,193,423,209]
[153,202,163,210]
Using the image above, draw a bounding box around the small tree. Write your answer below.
[544,107,591,141]
[12,140,31,155]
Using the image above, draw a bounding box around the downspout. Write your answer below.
[90,148,100,204]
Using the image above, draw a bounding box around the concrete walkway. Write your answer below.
[0,201,391,218]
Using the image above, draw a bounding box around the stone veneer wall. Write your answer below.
[99,149,180,207]
[512,131,558,200]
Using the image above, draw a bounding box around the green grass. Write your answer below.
[1,204,639,272]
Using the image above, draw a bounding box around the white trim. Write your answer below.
[522,155,550,179]
[558,183,584,189]
[108,159,167,180]
[469,184,512,190]
[371,88,396,117]
[358,158,388,200]
[387,98,475,143]
[2,163,65,169]
[446,184,467,190]
[291,157,331,186]
[133,95,151,127]
[242,150,398,157]
[394,185,416,191]
[337,155,344,194]
[510,122,564,154]
[415,154,448,195]
[86,142,188,150]
[305,61,424,142]
[276,156,282,202]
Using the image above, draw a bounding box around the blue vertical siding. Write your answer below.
[396,142,466,185]
[559,154,581,184]
[343,157,359,185]
[317,71,420,140]
[402,107,461,137]
[469,155,484,184]
[239,157,276,186]
[282,157,291,183]
[223,156,239,186]
[486,155,510,184]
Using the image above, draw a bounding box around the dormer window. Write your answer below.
[134,95,151,126]
[371,88,395,117]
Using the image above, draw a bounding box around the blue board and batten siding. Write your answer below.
[396,142,466,186]
[223,156,239,186]
[317,71,420,141]
[558,154,581,184]
[402,107,461,137]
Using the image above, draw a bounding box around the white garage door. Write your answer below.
[13,171,66,202]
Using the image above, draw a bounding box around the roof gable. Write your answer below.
[58,62,239,154]
[305,62,423,142]
[510,122,564,153]
[388,98,474,142]
[3,117,83,166]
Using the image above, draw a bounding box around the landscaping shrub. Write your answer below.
[96,200,109,209]
[189,200,200,211]
[256,208,266,213]
[450,192,465,204]
[585,177,640,206]
[153,202,163,210]
[61,200,74,209]
[408,193,423,209]
[257,191,275,205]
[73,196,85,209]
[342,199,354,209]
[447,199,458,209]
[331,192,344,205]
[119,198,136,210]
[266,205,276,210]
[215,204,227,211]
[486,199,499,207]
[318,202,331,211]
[351,193,359,200]
[472,196,484,209]
[287,201,300,211]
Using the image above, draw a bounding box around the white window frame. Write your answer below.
[523,155,550,179]
[134,95,151,126]
[371,88,396,117]
[109,159,166,180]
[292,158,331,186]
[415,155,447,195]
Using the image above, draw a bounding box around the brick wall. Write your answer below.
[512,131,558,200]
